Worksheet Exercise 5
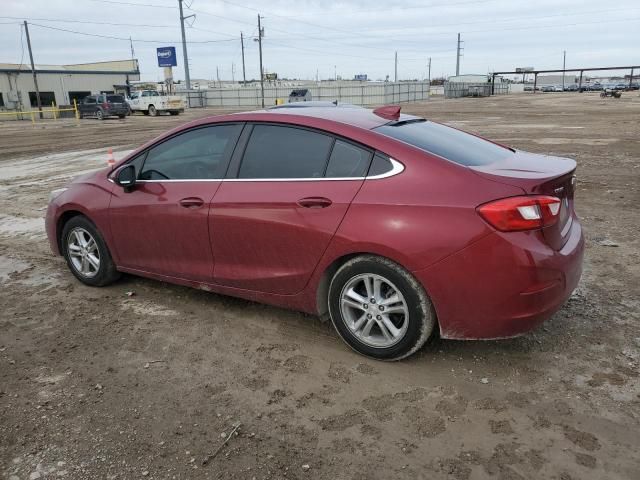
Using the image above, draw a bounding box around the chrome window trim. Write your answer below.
[126,158,404,183]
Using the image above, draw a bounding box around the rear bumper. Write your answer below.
[414,217,584,339]
[105,107,129,116]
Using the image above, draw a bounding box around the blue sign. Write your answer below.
[157,47,177,67]
[354,74,368,81]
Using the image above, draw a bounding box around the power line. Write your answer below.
[28,23,237,44]
[86,0,176,8]
[0,15,174,28]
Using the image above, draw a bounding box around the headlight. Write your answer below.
[48,188,68,203]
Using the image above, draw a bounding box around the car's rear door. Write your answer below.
[210,123,372,294]
[109,123,243,281]
[81,96,96,116]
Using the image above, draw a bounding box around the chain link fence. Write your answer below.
[179,81,430,108]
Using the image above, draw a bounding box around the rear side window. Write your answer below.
[107,95,124,103]
[239,125,333,179]
[325,140,371,177]
[368,153,394,176]
[374,120,512,166]
[139,125,242,180]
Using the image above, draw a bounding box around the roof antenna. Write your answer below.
[373,105,401,120]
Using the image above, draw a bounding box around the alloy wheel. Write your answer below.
[67,227,100,278]
[339,273,409,348]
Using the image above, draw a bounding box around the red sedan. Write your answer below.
[45,103,584,360]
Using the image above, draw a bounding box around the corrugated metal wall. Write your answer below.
[180,81,430,108]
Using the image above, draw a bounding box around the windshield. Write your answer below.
[374,120,513,166]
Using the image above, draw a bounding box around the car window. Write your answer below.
[85,97,96,104]
[239,125,333,179]
[368,153,394,176]
[374,120,513,167]
[130,92,139,100]
[139,125,242,180]
[325,140,371,178]
[107,95,124,103]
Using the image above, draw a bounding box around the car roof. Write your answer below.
[247,103,421,130]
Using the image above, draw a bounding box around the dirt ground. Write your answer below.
[1,93,639,480]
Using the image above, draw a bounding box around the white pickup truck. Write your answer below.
[127,90,184,116]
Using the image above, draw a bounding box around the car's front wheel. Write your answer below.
[62,216,120,287]
[328,255,436,361]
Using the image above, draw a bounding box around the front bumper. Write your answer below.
[414,217,584,339]
[45,202,60,255]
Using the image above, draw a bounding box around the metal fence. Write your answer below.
[444,82,510,98]
[180,81,430,108]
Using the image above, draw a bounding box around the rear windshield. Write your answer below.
[374,120,512,166]
[107,95,125,103]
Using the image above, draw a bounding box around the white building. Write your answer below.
[537,74,577,86]
[447,74,489,83]
[0,59,140,110]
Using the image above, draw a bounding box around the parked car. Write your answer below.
[541,85,555,92]
[45,104,584,360]
[614,83,627,91]
[565,84,579,92]
[78,94,129,120]
[288,89,312,102]
[553,85,564,92]
[127,90,184,116]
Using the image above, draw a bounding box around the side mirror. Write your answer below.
[115,165,136,192]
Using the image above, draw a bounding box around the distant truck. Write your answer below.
[127,90,184,116]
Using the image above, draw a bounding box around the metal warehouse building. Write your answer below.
[0,59,140,111]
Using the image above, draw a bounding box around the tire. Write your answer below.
[61,216,120,287]
[328,255,436,361]
[96,109,104,120]
[148,105,157,116]
[118,114,126,119]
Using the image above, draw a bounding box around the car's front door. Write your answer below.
[210,124,372,295]
[109,123,243,281]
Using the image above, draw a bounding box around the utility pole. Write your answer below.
[334,65,337,81]
[428,57,432,85]
[178,0,194,89]
[129,36,135,61]
[456,33,462,76]
[23,21,42,118]
[240,32,246,84]
[232,62,235,83]
[394,51,398,82]
[257,14,264,107]
[562,50,566,91]
[216,66,220,87]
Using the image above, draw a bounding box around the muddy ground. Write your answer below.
[1,93,639,480]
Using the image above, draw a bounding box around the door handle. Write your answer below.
[179,197,204,208]
[297,197,332,208]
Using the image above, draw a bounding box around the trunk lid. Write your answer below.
[470,150,577,250]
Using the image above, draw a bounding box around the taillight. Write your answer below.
[477,195,561,232]
[102,102,109,109]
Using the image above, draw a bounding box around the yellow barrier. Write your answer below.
[0,103,79,125]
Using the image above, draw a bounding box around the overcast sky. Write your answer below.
[1,0,639,81]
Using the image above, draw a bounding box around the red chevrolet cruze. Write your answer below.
[45,103,584,360]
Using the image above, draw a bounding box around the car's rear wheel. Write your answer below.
[96,109,104,120]
[62,216,120,287]
[148,105,157,116]
[328,255,436,360]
